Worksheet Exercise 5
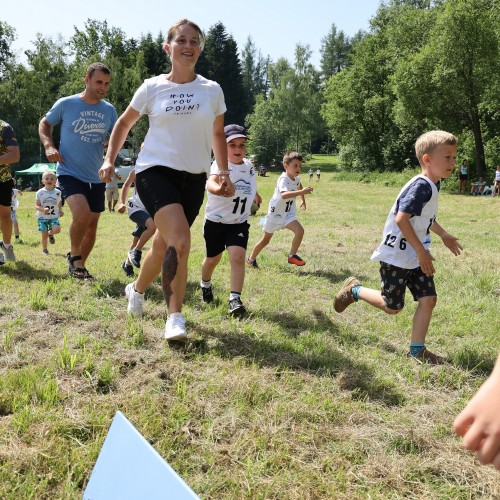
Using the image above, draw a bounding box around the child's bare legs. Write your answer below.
[135,220,156,251]
[357,286,401,315]
[201,253,222,283]
[227,246,245,293]
[249,232,273,261]
[411,295,436,344]
[41,231,49,251]
[13,220,19,238]
[49,224,61,238]
[285,220,304,256]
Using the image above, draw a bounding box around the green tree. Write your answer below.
[248,45,323,164]
[0,21,16,79]
[393,0,499,177]
[197,22,246,124]
[0,34,68,166]
[320,23,352,79]
[241,36,269,110]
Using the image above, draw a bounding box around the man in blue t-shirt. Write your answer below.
[39,62,118,279]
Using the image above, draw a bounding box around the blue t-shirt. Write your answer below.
[395,178,440,217]
[45,95,118,183]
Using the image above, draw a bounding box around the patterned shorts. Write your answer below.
[38,218,60,232]
[379,262,437,311]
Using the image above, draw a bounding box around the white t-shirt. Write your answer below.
[36,187,62,220]
[205,159,257,224]
[106,170,120,188]
[11,189,20,211]
[371,175,439,269]
[131,74,226,175]
[127,188,147,217]
[495,170,500,182]
[267,172,301,218]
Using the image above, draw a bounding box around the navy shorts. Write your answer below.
[129,209,150,228]
[0,178,14,207]
[131,224,146,239]
[204,219,250,257]
[379,262,437,311]
[136,166,206,226]
[57,175,105,213]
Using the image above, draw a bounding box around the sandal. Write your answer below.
[67,253,86,280]
[82,268,95,280]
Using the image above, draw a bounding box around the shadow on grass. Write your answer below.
[451,346,496,375]
[169,314,405,407]
[0,260,66,281]
[300,268,372,285]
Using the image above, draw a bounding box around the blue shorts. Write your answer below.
[57,175,105,213]
[129,209,150,228]
[10,208,17,222]
[38,218,60,232]
[379,262,437,311]
[131,224,146,239]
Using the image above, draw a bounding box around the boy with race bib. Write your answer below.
[200,124,261,317]
[35,171,63,255]
[247,151,313,269]
[334,130,463,364]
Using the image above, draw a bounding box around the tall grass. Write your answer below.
[0,173,498,498]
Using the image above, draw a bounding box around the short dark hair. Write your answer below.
[86,62,111,79]
[283,151,303,164]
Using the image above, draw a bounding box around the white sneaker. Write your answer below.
[165,313,187,340]
[0,241,15,261]
[125,283,144,316]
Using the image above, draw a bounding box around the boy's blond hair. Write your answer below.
[283,151,303,165]
[42,171,56,181]
[415,130,457,165]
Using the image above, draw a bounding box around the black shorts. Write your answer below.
[57,175,105,213]
[0,178,14,207]
[136,165,206,226]
[131,224,146,239]
[379,262,437,311]
[459,173,468,181]
[204,219,250,257]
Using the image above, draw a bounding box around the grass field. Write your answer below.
[1,165,499,498]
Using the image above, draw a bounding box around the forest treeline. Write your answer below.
[1,0,498,178]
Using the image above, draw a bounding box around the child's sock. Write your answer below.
[352,285,362,301]
[200,278,212,288]
[409,342,425,357]
[229,292,241,301]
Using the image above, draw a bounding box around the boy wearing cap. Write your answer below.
[200,124,261,317]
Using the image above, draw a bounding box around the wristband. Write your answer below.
[216,170,231,175]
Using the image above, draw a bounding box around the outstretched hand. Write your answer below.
[441,232,463,256]
[453,365,500,470]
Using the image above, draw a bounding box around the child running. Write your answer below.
[117,169,156,277]
[334,130,463,364]
[200,124,261,317]
[11,181,22,240]
[247,151,313,268]
[35,171,63,255]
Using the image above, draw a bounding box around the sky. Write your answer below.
[4,0,382,68]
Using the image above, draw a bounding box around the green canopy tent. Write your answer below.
[15,163,57,189]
